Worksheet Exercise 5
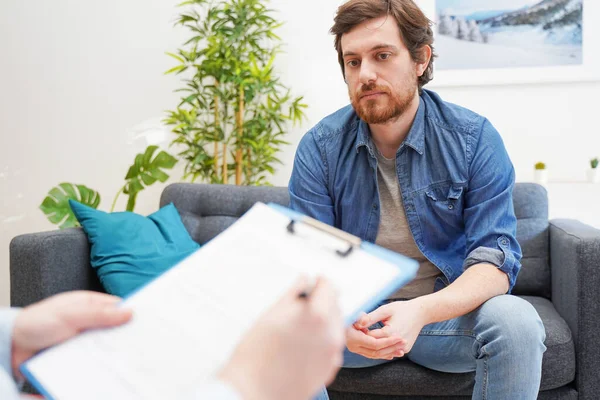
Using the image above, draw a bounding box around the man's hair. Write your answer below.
[330,0,436,91]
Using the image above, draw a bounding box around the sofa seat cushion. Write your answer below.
[329,296,575,397]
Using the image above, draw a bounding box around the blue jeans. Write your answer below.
[314,295,546,400]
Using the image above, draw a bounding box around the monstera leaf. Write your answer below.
[123,145,177,211]
[40,183,101,229]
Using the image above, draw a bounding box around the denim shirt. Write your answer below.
[288,89,522,292]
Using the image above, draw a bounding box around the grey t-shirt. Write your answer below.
[375,148,442,300]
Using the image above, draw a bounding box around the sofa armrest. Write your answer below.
[9,227,104,307]
[549,219,600,399]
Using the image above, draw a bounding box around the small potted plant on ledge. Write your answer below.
[589,157,599,183]
[534,162,548,184]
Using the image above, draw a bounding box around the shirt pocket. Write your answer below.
[422,183,464,230]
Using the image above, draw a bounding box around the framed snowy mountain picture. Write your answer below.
[415,0,600,86]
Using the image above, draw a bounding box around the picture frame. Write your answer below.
[415,0,600,87]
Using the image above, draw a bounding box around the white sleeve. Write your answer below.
[193,380,242,400]
[0,368,20,400]
[0,308,21,400]
[0,309,20,377]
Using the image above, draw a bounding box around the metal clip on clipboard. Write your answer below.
[286,217,362,258]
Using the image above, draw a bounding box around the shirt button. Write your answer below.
[373,204,378,210]
[447,204,454,210]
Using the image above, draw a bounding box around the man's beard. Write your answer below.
[350,80,417,125]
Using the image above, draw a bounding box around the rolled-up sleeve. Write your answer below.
[463,119,522,292]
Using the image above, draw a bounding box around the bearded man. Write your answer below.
[288,1,546,399]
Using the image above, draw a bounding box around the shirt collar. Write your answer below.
[355,95,425,156]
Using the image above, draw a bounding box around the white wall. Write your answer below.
[1,0,599,306]
[0,0,187,306]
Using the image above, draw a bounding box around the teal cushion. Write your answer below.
[69,200,200,297]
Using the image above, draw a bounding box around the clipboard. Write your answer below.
[268,202,419,323]
[21,202,419,400]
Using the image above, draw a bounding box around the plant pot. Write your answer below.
[588,168,600,183]
[534,169,548,184]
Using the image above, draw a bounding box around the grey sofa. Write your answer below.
[10,182,600,399]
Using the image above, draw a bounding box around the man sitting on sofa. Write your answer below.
[288,0,546,399]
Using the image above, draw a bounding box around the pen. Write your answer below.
[298,276,318,299]
[298,291,310,299]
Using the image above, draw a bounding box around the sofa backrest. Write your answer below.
[160,183,290,245]
[511,183,550,297]
[160,182,550,298]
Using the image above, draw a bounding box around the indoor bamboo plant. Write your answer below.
[164,0,306,185]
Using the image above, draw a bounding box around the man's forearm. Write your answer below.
[414,263,510,326]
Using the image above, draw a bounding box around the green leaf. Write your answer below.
[39,183,100,229]
[164,65,188,75]
[165,52,185,63]
[184,35,204,46]
[123,146,178,211]
[180,93,199,106]
[177,13,199,25]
